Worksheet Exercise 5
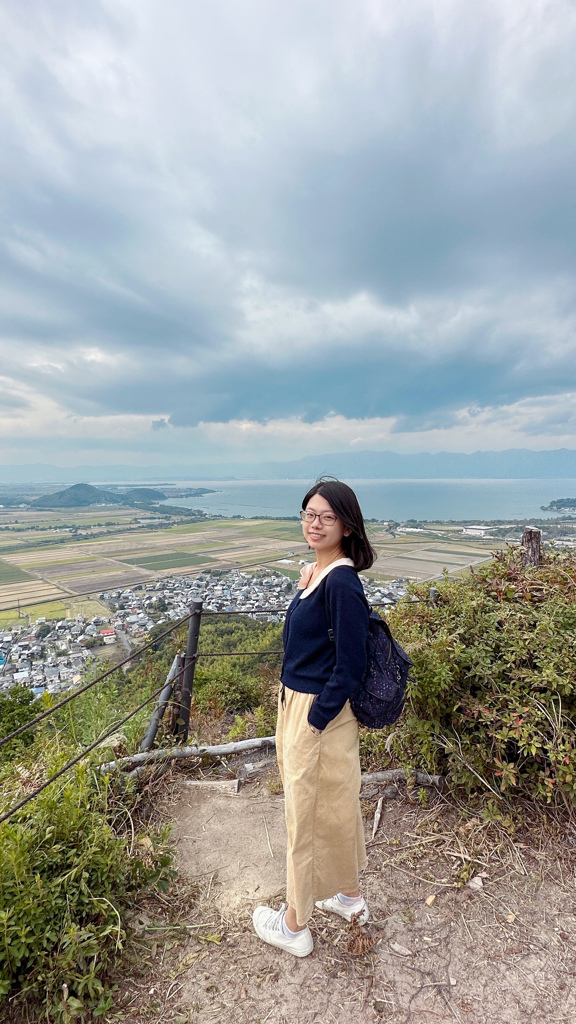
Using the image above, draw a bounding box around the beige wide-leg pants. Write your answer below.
[276,687,367,927]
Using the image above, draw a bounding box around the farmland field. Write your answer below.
[0,579,69,613]
[0,596,109,628]
[0,506,501,611]
[62,569,152,595]
[121,552,216,570]
[0,559,32,584]
[37,558,118,578]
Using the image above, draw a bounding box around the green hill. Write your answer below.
[29,483,124,508]
[29,483,170,509]
[122,488,166,502]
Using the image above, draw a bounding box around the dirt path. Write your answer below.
[118,772,576,1024]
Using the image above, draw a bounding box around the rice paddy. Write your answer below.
[121,552,216,571]
[0,559,32,584]
[0,506,498,612]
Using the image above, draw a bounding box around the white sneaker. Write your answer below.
[252,903,313,957]
[314,894,369,926]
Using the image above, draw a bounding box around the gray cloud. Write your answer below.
[1,0,576,457]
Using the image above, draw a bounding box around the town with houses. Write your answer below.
[0,565,407,698]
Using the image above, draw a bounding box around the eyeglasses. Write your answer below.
[300,510,338,526]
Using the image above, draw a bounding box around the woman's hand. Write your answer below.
[308,724,322,736]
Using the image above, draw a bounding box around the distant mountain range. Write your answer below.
[233,449,576,480]
[1,448,576,484]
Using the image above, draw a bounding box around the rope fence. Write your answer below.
[0,600,286,825]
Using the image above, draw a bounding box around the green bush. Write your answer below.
[192,617,282,717]
[197,615,283,657]
[224,714,249,741]
[0,686,37,764]
[0,752,173,1017]
[388,547,576,803]
[0,649,178,1020]
[359,729,393,774]
[193,660,271,715]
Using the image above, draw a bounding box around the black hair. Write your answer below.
[301,477,377,571]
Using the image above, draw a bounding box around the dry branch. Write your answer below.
[180,778,240,794]
[100,737,445,788]
[99,735,277,772]
[361,769,445,788]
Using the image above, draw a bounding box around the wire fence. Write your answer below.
[0,589,400,827]
[0,683,167,827]
[0,605,293,756]
[0,609,195,751]
[0,603,288,825]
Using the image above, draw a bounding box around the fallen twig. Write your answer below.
[372,796,384,840]
[263,815,274,858]
[101,740,447,793]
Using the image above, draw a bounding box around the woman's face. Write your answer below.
[301,492,350,555]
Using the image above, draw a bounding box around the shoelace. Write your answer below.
[272,904,287,932]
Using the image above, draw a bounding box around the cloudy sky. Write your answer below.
[1,0,576,468]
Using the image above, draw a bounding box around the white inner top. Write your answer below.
[298,557,355,600]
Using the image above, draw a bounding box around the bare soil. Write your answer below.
[115,766,576,1024]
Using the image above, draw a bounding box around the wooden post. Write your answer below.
[140,654,181,752]
[521,527,542,567]
[175,600,203,743]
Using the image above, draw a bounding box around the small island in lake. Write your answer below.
[540,497,576,513]
[162,487,217,498]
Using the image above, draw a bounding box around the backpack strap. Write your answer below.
[324,579,377,643]
[324,583,335,643]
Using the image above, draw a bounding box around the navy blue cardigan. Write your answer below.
[281,565,370,731]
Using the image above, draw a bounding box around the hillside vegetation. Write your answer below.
[2,545,576,1019]
[0,653,177,1019]
[388,545,576,804]
[29,483,125,508]
[0,614,283,1020]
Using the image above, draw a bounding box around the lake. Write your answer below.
[159,478,576,522]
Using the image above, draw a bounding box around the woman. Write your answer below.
[252,478,376,956]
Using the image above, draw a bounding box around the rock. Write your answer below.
[98,731,127,751]
[467,875,484,892]
[390,941,413,957]
[382,784,400,800]
[360,783,399,800]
